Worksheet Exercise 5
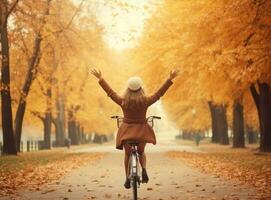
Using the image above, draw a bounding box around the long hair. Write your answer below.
[122,88,147,110]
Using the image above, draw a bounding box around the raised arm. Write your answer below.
[90,69,122,105]
[146,69,179,106]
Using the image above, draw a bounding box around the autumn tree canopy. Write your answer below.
[1,0,271,154]
[133,0,271,150]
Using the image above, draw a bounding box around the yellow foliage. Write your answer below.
[133,0,271,131]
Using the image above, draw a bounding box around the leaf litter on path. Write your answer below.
[0,152,103,197]
[167,150,271,199]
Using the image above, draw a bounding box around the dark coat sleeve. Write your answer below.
[98,78,122,106]
[146,79,173,106]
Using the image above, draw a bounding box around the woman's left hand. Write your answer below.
[169,69,180,80]
[90,68,102,80]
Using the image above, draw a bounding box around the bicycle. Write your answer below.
[111,115,161,200]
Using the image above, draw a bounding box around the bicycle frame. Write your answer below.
[131,147,137,175]
[129,145,140,177]
[128,143,140,200]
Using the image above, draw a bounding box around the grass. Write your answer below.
[0,150,81,174]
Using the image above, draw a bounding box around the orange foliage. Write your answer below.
[133,0,271,131]
[2,0,270,136]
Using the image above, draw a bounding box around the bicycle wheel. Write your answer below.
[132,176,138,200]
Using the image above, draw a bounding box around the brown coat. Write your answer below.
[98,78,173,150]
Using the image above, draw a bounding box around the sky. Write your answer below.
[73,0,154,50]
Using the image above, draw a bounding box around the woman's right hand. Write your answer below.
[169,69,180,80]
[90,68,102,80]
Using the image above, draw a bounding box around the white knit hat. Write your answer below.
[127,76,143,91]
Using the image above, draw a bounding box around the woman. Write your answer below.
[90,69,179,189]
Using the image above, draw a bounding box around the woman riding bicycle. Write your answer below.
[90,69,179,189]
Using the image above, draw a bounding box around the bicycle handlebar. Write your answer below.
[111,115,121,119]
[150,116,161,120]
[111,115,161,128]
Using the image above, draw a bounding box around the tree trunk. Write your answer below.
[217,105,229,145]
[52,116,64,147]
[59,95,66,140]
[14,36,42,151]
[77,123,81,144]
[43,87,52,149]
[0,2,17,154]
[182,131,187,139]
[246,125,257,144]
[55,97,65,146]
[14,102,26,150]
[250,83,271,152]
[43,112,51,149]
[182,130,193,140]
[232,99,245,148]
[68,119,79,145]
[208,102,219,143]
[259,83,271,151]
[208,102,229,145]
[67,108,80,145]
[80,127,85,143]
[54,118,64,147]
[93,134,103,144]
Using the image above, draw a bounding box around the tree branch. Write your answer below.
[43,0,85,39]
[243,32,255,47]
[7,0,19,17]
[30,111,45,121]
[32,52,42,81]
[36,77,48,96]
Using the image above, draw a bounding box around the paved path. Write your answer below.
[14,141,257,200]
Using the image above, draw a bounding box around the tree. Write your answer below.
[14,0,52,151]
[0,0,19,155]
[12,0,86,149]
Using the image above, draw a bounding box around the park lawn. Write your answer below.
[168,142,271,197]
[0,149,103,197]
[0,150,76,174]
